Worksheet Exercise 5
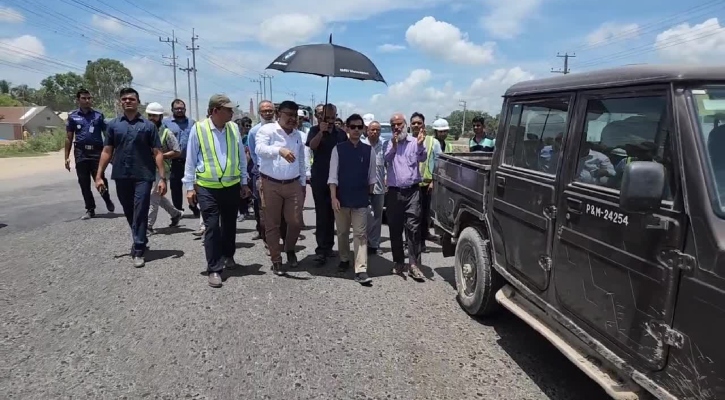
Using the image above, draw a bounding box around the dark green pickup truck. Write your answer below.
[432,65,725,400]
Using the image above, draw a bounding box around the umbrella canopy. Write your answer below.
[266,42,386,84]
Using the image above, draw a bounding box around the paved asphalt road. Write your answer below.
[0,169,607,399]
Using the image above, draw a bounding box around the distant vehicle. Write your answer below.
[432,64,725,400]
[379,122,393,141]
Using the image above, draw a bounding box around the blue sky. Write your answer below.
[1,0,724,120]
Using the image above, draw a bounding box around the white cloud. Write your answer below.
[90,14,123,33]
[586,22,640,46]
[0,6,23,23]
[405,17,495,65]
[377,44,406,53]
[480,0,541,39]
[257,14,325,48]
[353,66,535,122]
[655,18,725,63]
[0,35,45,63]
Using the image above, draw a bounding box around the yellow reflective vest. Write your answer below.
[420,135,452,184]
[195,119,241,189]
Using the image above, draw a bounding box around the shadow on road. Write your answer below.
[199,263,266,279]
[146,249,184,262]
[153,227,194,235]
[62,213,122,223]
[434,266,456,289]
[236,228,257,234]
[469,308,608,398]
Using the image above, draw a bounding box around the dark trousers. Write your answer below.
[419,184,432,243]
[239,180,252,216]
[311,182,335,255]
[115,179,153,257]
[386,186,421,265]
[197,184,240,273]
[170,159,185,210]
[76,158,111,211]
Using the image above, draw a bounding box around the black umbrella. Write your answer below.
[266,34,386,105]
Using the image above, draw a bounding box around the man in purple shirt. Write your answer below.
[384,112,427,280]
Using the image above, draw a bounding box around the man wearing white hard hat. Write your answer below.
[417,118,452,253]
[145,102,182,234]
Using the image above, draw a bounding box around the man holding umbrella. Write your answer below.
[307,103,347,265]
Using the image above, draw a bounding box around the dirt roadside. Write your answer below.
[0,151,66,181]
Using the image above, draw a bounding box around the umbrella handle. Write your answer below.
[325,76,330,105]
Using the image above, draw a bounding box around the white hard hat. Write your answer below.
[145,102,165,115]
[432,118,450,131]
[297,109,306,117]
[363,113,375,127]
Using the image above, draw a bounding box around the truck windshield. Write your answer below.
[692,86,725,215]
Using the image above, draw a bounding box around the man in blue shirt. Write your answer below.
[64,89,115,220]
[95,88,167,269]
[163,99,197,217]
[248,100,277,241]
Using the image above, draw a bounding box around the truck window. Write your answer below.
[692,86,725,216]
[573,95,674,200]
[502,98,570,174]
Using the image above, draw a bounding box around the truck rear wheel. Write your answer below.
[454,226,503,316]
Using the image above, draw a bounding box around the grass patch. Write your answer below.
[0,129,66,158]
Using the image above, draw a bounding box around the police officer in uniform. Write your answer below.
[183,94,250,288]
[64,89,115,219]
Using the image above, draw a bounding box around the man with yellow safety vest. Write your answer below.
[145,102,182,234]
[182,94,251,288]
[418,118,452,253]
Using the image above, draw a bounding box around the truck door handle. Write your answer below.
[496,176,506,188]
[567,198,582,214]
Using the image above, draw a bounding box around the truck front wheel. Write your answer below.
[454,226,503,316]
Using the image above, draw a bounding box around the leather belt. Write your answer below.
[261,173,299,184]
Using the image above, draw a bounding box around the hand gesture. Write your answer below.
[417,128,426,145]
[331,197,341,211]
[241,185,251,198]
[279,147,296,163]
[186,189,197,207]
[64,158,71,171]
[156,179,167,196]
[319,121,330,134]
[95,177,107,195]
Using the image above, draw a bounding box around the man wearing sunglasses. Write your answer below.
[328,114,376,285]
[307,103,348,266]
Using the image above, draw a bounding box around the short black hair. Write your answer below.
[171,98,186,109]
[472,115,485,125]
[119,87,139,100]
[411,112,425,122]
[240,116,252,124]
[345,113,363,126]
[277,100,299,113]
[335,117,343,124]
[76,89,90,99]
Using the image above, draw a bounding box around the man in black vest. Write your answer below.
[328,114,376,285]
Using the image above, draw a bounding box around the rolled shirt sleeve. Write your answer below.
[327,145,339,185]
[182,123,200,191]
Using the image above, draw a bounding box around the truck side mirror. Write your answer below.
[620,161,665,213]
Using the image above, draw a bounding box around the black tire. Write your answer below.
[454,226,504,316]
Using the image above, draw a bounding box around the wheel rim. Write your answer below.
[459,242,478,297]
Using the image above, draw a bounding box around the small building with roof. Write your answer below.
[0,106,65,140]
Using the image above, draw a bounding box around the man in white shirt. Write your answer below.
[255,100,307,275]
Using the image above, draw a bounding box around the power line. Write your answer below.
[551,52,575,74]
[159,30,179,99]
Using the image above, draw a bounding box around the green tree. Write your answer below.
[39,72,85,111]
[0,93,22,106]
[444,110,500,139]
[0,80,11,95]
[84,58,133,113]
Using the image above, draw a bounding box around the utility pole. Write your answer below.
[459,100,467,137]
[254,91,261,110]
[287,91,296,102]
[310,94,315,108]
[266,74,274,102]
[159,30,179,99]
[259,74,267,99]
[551,52,575,74]
[250,78,263,102]
[179,58,194,118]
[187,28,200,119]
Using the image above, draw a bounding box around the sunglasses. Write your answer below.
[347,124,364,130]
